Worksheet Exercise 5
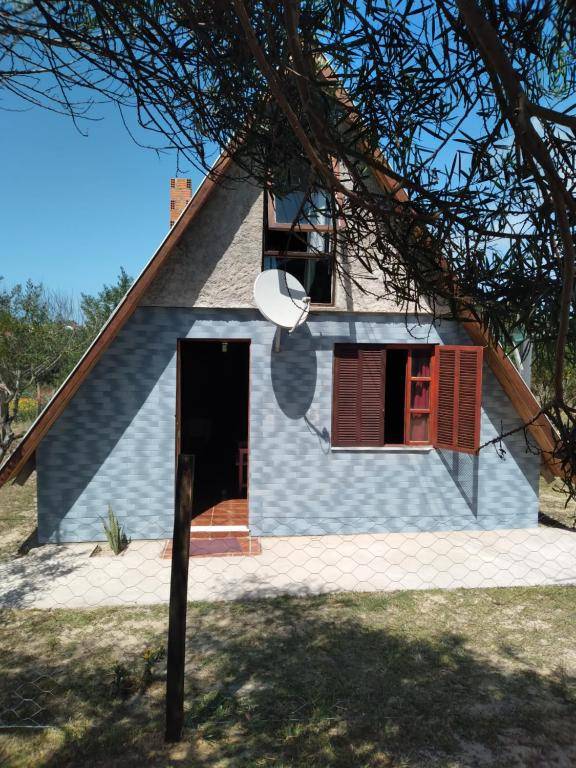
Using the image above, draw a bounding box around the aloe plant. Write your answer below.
[102,505,129,554]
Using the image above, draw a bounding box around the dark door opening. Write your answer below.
[384,348,407,444]
[178,340,250,515]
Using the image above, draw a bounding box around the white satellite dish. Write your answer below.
[254,269,310,330]
[253,269,310,351]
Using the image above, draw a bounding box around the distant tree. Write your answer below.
[80,268,133,341]
[533,342,576,409]
[0,279,83,461]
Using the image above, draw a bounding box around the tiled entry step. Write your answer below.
[161,498,261,558]
[191,499,249,538]
[161,536,262,559]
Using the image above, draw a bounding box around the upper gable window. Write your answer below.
[263,162,338,305]
[263,196,334,304]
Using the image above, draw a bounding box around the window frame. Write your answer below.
[266,189,336,232]
[266,158,343,232]
[404,346,435,447]
[262,192,336,306]
[332,343,437,448]
[261,250,335,307]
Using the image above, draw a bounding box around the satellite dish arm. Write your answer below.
[289,296,310,333]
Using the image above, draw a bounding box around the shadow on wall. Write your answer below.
[270,325,318,419]
[437,449,480,517]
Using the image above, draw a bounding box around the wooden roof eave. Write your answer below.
[462,319,560,480]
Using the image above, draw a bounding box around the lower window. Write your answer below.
[332,344,434,447]
[331,343,484,454]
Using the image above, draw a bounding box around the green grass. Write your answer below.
[1,587,575,767]
[0,421,37,563]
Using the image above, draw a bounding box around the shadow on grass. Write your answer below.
[0,545,82,609]
[539,511,576,532]
[1,593,575,767]
[17,526,40,556]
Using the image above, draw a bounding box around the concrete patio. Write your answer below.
[0,527,575,610]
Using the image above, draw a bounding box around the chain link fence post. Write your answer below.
[165,453,194,743]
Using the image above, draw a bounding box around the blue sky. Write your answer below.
[1,99,207,300]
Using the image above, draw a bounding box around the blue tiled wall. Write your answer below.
[37,308,540,542]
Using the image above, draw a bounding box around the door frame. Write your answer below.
[175,338,252,501]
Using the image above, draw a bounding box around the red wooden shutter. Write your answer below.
[333,346,360,446]
[434,346,483,453]
[359,347,385,445]
[332,345,385,446]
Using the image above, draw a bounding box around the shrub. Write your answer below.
[10,396,38,423]
[102,505,129,554]
[109,645,166,698]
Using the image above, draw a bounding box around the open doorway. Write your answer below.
[384,348,408,445]
[178,340,250,517]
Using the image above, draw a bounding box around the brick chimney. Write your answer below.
[169,178,192,227]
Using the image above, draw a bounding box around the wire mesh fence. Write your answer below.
[0,472,575,765]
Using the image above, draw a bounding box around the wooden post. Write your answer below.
[165,453,194,743]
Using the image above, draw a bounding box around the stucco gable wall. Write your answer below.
[140,167,417,313]
[142,171,264,308]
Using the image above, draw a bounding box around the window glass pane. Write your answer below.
[269,256,332,304]
[275,191,306,224]
[274,189,331,227]
[309,189,331,226]
[410,380,430,409]
[411,349,431,377]
[308,229,330,252]
[265,228,309,252]
[410,413,429,442]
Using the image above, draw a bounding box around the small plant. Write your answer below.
[110,662,135,698]
[102,505,129,554]
[139,645,166,692]
[108,645,166,699]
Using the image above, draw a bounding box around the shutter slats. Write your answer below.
[334,343,481,451]
[333,347,360,446]
[435,345,483,454]
[457,349,482,451]
[359,348,384,445]
[333,345,384,447]
[436,348,456,446]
